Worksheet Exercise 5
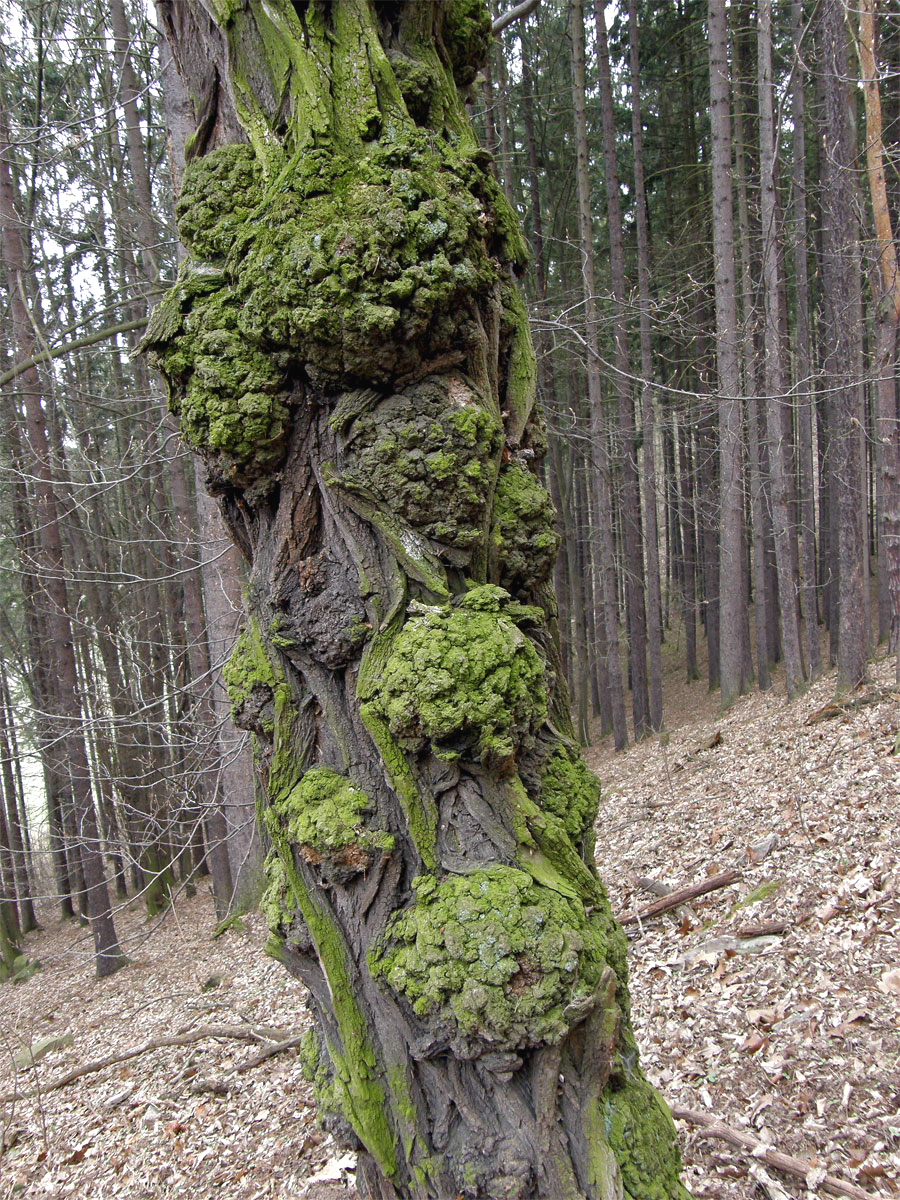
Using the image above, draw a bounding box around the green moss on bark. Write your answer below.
[224,618,290,735]
[337,375,502,551]
[269,766,394,869]
[369,866,618,1052]
[440,0,492,87]
[490,463,559,593]
[603,1065,688,1200]
[539,743,600,846]
[370,586,547,766]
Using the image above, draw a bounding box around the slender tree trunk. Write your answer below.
[858,0,900,671]
[594,0,650,737]
[708,0,751,706]
[569,0,628,750]
[758,0,806,698]
[148,1,690,1194]
[628,0,664,730]
[791,0,821,679]
[818,0,868,691]
[0,114,126,977]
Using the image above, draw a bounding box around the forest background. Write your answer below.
[0,0,898,982]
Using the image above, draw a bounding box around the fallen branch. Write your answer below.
[1,1023,291,1104]
[618,869,740,925]
[805,688,898,725]
[672,1104,884,1200]
[236,1034,307,1073]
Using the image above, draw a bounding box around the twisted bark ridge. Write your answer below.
[144,2,689,1196]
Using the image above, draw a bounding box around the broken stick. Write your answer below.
[672,1104,884,1200]
[0,1023,295,1104]
[618,868,740,925]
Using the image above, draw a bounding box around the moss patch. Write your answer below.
[337,375,502,551]
[539,744,601,846]
[175,144,264,262]
[370,586,547,765]
[440,0,492,87]
[370,866,615,1051]
[603,1063,686,1200]
[223,618,289,736]
[269,766,394,872]
[490,463,559,594]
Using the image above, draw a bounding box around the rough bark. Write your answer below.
[147,1,689,1195]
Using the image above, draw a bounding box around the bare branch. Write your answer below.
[492,0,539,37]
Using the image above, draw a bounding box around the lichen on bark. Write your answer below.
[149,0,690,1195]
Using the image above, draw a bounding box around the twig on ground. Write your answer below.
[618,869,741,925]
[672,1104,885,1200]
[0,1024,295,1104]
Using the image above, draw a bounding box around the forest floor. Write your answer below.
[2,648,899,1200]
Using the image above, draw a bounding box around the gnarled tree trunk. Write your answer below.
[145,2,689,1196]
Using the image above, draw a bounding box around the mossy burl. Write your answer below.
[539,743,601,845]
[337,376,503,551]
[368,865,614,1052]
[370,585,548,765]
[269,765,394,858]
[490,462,560,593]
[441,0,493,87]
[223,618,289,733]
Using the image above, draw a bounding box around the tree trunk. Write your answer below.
[791,0,821,680]
[0,114,126,977]
[708,0,751,707]
[569,0,628,750]
[147,2,689,1195]
[594,0,650,738]
[818,0,868,691]
[758,0,806,698]
[627,0,664,730]
[858,0,900,671]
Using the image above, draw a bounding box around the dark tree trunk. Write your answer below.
[594,0,650,738]
[708,0,751,706]
[569,0,628,750]
[1,114,126,975]
[628,0,664,731]
[147,2,689,1196]
[818,0,868,691]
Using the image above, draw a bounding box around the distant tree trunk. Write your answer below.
[858,0,900,671]
[677,415,700,682]
[147,1,689,1194]
[708,0,751,706]
[818,0,868,691]
[628,0,664,730]
[758,0,806,698]
[791,0,821,679]
[594,0,650,737]
[570,0,628,749]
[0,116,126,977]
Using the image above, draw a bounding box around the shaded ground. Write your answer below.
[2,651,899,1199]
